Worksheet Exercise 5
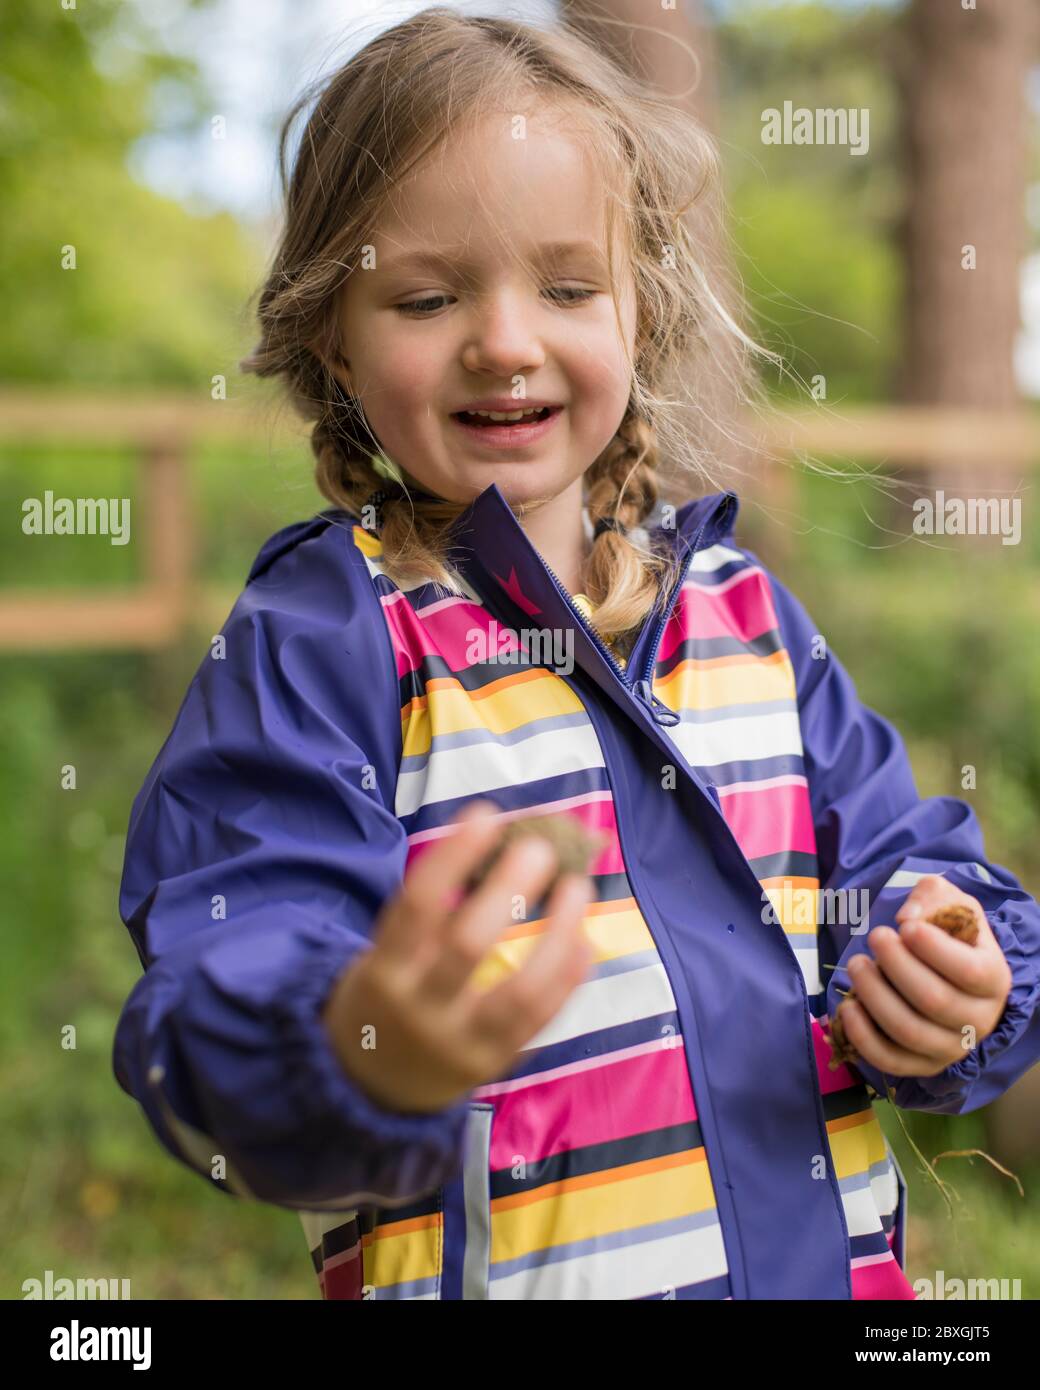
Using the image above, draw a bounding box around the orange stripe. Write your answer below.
[491,1146,707,1213]
[362,1211,441,1244]
[664,649,790,673]
[491,893,637,945]
[399,664,547,724]
[759,874,819,891]
[825,1108,874,1135]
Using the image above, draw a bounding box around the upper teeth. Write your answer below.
[468,407,544,420]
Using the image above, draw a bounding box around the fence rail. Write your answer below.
[1,391,1036,651]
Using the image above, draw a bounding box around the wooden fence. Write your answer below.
[0,390,1036,651]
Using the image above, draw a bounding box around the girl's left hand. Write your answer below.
[839,874,1013,1078]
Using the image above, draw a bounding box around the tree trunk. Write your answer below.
[892,0,1035,522]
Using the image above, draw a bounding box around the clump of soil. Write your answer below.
[464,814,606,897]
[826,903,980,1070]
[925,903,979,944]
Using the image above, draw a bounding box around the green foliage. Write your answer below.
[729,180,898,401]
[720,1,905,402]
[0,0,263,385]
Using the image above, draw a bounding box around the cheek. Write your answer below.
[359,343,439,433]
[565,310,634,396]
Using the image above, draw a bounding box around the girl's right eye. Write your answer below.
[395,295,451,316]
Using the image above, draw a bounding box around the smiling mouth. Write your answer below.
[451,405,558,427]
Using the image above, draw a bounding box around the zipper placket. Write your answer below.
[535,498,731,727]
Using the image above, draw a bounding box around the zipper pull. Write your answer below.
[634,678,680,726]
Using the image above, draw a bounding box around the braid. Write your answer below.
[585,409,660,537]
[311,413,374,517]
[580,408,676,651]
[309,402,467,593]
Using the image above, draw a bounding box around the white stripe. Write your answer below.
[841,1180,889,1239]
[688,542,749,574]
[791,942,822,996]
[883,868,948,890]
[490,1220,728,1300]
[523,961,678,1051]
[395,721,606,818]
[660,708,805,769]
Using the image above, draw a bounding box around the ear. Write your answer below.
[310,325,353,393]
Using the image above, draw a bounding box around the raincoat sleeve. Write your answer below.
[113,516,471,1209]
[748,548,1040,1116]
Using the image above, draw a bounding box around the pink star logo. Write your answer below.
[491,566,542,617]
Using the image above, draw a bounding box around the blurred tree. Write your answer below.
[892,0,1039,496]
[0,0,261,386]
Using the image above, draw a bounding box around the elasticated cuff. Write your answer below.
[847,904,1040,1111]
[271,924,473,1206]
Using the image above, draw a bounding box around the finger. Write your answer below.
[422,832,569,1000]
[468,873,596,1054]
[893,874,967,927]
[376,800,505,964]
[838,997,953,1079]
[847,953,967,1061]
[894,876,984,934]
[862,926,976,1031]
[896,916,1005,998]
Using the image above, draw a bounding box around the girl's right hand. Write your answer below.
[321,800,596,1113]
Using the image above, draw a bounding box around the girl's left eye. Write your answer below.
[544,286,597,306]
[394,286,597,316]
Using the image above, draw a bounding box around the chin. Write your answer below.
[463,461,570,509]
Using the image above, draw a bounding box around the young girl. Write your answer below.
[114,9,1039,1301]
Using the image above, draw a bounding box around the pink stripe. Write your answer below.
[405,797,626,877]
[382,592,511,679]
[851,1254,917,1300]
[406,789,614,846]
[488,1045,698,1169]
[658,568,777,662]
[811,1016,861,1094]
[717,781,817,860]
[473,1036,678,1099]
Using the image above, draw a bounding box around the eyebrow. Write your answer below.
[377,240,607,274]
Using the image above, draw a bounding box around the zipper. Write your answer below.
[536,495,733,727]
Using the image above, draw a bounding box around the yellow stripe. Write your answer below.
[362,1212,442,1289]
[352,524,382,558]
[762,881,821,935]
[491,1150,715,1262]
[401,671,585,757]
[469,899,654,991]
[656,650,796,710]
[826,1109,888,1181]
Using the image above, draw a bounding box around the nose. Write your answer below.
[460,285,546,380]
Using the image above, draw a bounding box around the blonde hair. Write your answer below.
[240,6,777,646]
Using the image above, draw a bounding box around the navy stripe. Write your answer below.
[488,1119,704,1200]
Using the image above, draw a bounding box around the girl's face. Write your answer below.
[330,108,638,510]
